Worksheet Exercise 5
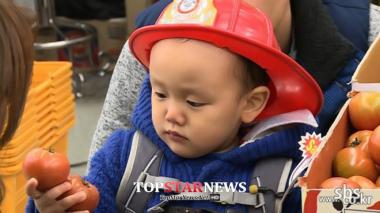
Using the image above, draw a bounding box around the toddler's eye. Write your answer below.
[187,100,205,107]
[155,92,166,99]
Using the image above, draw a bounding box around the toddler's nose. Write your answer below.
[165,103,186,126]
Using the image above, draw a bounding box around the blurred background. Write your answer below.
[13,0,157,176]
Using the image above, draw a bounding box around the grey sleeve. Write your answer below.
[88,40,146,161]
[369,3,380,45]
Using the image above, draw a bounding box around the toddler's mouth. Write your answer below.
[165,130,188,142]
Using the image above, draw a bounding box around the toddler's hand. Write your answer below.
[26,178,89,213]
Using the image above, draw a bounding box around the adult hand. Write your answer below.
[25,178,89,213]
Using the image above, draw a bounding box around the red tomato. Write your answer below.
[346,130,372,153]
[23,148,70,191]
[348,91,380,130]
[333,147,378,182]
[348,176,376,189]
[320,177,361,189]
[369,125,380,165]
[60,175,99,212]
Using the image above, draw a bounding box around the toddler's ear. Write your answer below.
[241,86,270,123]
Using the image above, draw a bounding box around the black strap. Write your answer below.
[116,131,163,213]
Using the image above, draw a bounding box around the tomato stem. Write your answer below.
[48,147,55,153]
[81,177,90,187]
[350,138,360,147]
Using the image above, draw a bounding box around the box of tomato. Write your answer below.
[299,35,380,213]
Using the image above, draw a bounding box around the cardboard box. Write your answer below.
[299,36,380,212]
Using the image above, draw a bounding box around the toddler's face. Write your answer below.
[149,39,251,158]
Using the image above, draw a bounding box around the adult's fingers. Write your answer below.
[44,181,72,199]
[25,178,42,199]
[58,191,87,210]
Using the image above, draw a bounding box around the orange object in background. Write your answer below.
[0,62,75,213]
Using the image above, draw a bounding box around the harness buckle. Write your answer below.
[137,172,148,183]
[147,200,169,213]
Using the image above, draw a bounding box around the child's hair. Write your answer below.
[237,56,269,91]
[173,38,269,92]
[0,0,34,148]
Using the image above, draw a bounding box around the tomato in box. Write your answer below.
[333,147,378,182]
[348,91,380,130]
[348,175,377,189]
[346,130,372,153]
[320,177,360,189]
[369,125,380,165]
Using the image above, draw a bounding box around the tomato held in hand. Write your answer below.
[348,176,377,189]
[333,147,378,182]
[61,175,99,212]
[346,130,372,153]
[22,148,70,191]
[320,177,361,189]
[348,91,380,130]
[369,125,380,165]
